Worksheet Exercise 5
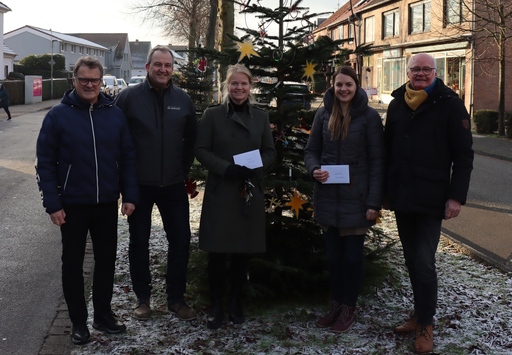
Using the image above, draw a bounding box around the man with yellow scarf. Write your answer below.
[384,53,474,354]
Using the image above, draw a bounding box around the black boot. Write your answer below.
[207,253,226,330]
[207,301,224,330]
[228,254,247,324]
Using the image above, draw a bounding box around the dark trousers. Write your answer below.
[208,253,248,304]
[395,211,442,326]
[128,184,191,304]
[3,107,10,119]
[323,228,365,307]
[60,202,119,325]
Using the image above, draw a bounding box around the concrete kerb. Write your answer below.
[39,238,94,355]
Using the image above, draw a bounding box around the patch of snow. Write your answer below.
[71,192,512,354]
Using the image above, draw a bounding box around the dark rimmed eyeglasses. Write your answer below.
[409,67,435,75]
[75,77,102,86]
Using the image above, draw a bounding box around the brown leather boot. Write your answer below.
[316,301,343,328]
[330,305,356,333]
[394,313,417,334]
[414,324,433,354]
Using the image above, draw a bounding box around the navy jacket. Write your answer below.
[36,90,138,214]
[385,79,474,218]
[305,87,385,229]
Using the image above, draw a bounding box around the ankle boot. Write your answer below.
[330,305,356,333]
[394,313,417,334]
[414,324,433,354]
[228,295,244,324]
[207,301,224,330]
[316,301,344,328]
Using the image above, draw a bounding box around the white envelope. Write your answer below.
[233,149,263,169]
[321,165,350,184]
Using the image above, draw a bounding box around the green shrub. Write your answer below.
[506,112,512,138]
[473,110,498,134]
[7,72,24,80]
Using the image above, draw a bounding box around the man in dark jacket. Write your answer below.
[115,45,198,321]
[385,53,474,354]
[36,56,138,345]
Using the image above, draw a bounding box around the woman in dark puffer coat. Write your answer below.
[305,66,385,333]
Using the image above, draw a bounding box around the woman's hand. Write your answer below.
[313,169,329,183]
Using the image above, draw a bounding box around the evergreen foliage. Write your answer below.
[185,0,387,300]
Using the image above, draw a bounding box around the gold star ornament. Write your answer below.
[285,189,307,219]
[302,60,317,81]
[235,38,261,62]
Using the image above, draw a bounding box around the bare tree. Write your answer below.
[440,0,512,136]
[134,0,212,50]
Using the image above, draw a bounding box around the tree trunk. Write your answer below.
[206,0,218,50]
[218,0,234,85]
[498,4,506,136]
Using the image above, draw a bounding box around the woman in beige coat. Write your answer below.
[195,64,276,329]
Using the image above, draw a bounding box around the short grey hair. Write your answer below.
[146,45,174,65]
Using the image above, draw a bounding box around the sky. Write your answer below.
[3,0,339,47]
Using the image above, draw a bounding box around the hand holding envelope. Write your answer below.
[320,165,350,184]
[233,149,263,169]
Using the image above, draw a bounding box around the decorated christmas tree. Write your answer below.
[188,0,376,300]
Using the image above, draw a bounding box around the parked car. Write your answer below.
[128,75,146,87]
[269,81,312,110]
[117,78,128,92]
[103,75,119,97]
[100,79,111,96]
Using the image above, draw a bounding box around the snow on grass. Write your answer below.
[71,194,512,355]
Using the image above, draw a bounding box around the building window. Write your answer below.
[383,9,399,38]
[348,23,354,44]
[331,29,336,40]
[445,0,462,25]
[382,58,405,94]
[364,16,375,43]
[60,43,66,52]
[79,46,84,54]
[71,45,76,53]
[339,25,345,40]
[410,1,431,34]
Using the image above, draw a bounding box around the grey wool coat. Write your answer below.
[304,87,385,229]
[195,100,276,253]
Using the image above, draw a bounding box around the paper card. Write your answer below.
[233,149,263,169]
[321,165,350,184]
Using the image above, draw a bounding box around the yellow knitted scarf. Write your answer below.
[404,82,429,111]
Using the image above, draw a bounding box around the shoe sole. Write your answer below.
[71,337,90,345]
[330,321,355,333]
[92,322,126,334]
[132,314,151,321]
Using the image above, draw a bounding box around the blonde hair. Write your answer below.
[221,64,254,103]
[328,66,360,140]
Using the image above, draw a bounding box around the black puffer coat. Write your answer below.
[384,79,474,218]
[305,87,385,229]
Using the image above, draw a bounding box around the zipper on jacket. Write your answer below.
[63,164,72,191]
[89,104,100,203]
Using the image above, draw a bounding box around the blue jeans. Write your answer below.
[395,211,442,326]
[128,183,191,305]
[60,202,118,324]
[323,228,365,307]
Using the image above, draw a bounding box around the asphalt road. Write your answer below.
[0,112,62,355]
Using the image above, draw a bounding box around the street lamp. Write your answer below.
[50,38,58,99]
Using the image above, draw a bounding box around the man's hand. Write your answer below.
[445,199,462,220]
[121,203,135,216]
[50,209,66,226]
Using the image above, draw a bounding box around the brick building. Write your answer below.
[313,0,512,116]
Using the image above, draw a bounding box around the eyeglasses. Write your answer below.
[75,77,102,86]
[409,67,435,75]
